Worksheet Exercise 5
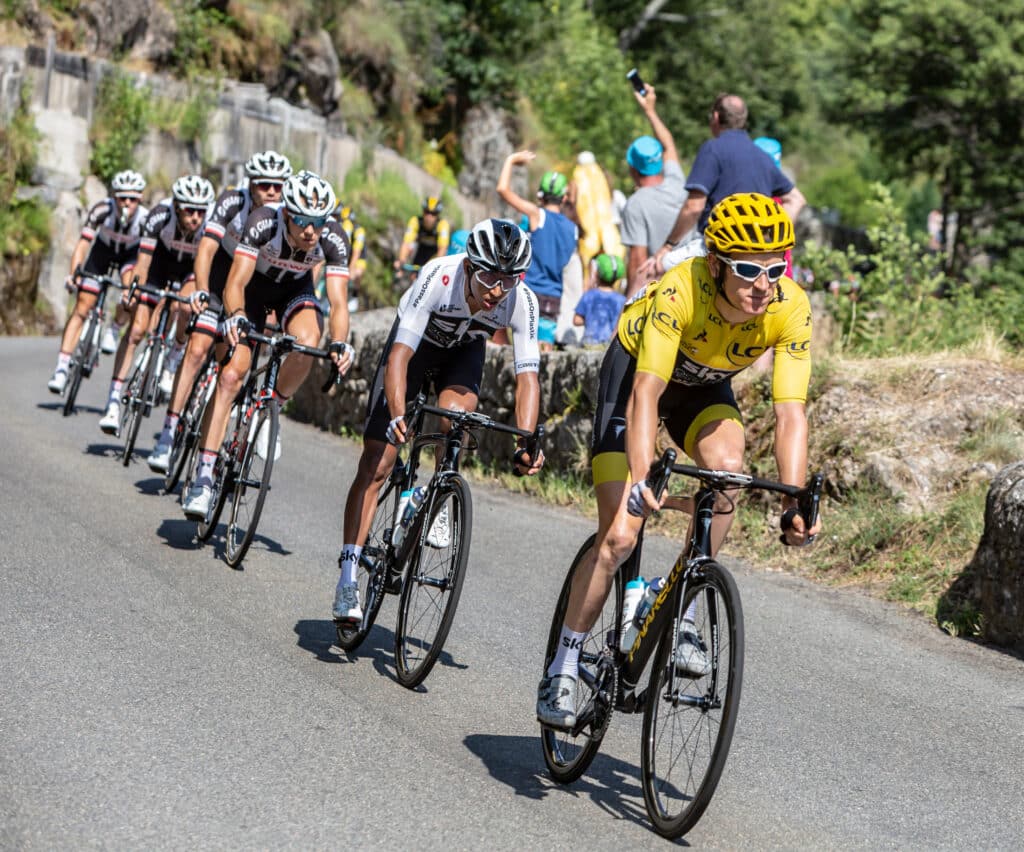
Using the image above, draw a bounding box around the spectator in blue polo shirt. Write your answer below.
[645,93,806,274]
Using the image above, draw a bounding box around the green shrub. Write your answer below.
[90,70,151,182]
[0,82,50,256]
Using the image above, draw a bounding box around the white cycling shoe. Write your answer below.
[99,401,120,435]
[148,441,172,474]
[332,582,362,623]
[183,483,212,521]
[48,369,68,394]
[676,623,712,677]
[426,504,451,548]
[536,675,577,730]
[254,419,281,461]
[100,326,119,354]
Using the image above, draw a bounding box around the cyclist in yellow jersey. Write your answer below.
[537,193,822,729]
[395,196,450,273]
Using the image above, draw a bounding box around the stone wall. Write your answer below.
[290,308,602,473]
[1,42,490,330]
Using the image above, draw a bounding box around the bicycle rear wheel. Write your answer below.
[224,402,278,567]
[393,475,471,689]
[62,319,93,417]
[640,560,744,839]
[335,473,400,652]
[540,534,623,784]
[165,361,215,493]
[120,342,155,466]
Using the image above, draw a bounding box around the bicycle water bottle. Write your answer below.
[391,486,427,547]
[622,576,666,653]
[619,577,647,652]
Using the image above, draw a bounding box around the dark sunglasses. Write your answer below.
[716,254,787,283]
[290,213,329,229]
[252,181,283,192]
[473,268,519,293]
[180,205,207,216]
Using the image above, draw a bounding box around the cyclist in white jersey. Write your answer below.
[332,218,545,623]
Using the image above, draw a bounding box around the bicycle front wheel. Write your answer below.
[540,534,622,784]
[224,403,278,567]
[335,474,399,652]
[62,317,95,416]
[640,560,744,839]
[393,475,471,689]
[120,342,154,466]
[165,362,214,493]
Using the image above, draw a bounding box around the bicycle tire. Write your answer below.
[165,361,215,493]
[61,317,93,417]
[224,403,278,567]
[120,342,154,466]
[640,560,744,839]
[335,475,399,652]
[539,534,623,784]
[393,475,471,689]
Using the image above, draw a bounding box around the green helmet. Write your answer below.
[594,253,624,284]
[539,170,568,199]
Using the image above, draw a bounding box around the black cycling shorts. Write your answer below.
[244,272,323,335]
[363,317,487,442]
[590,336,742,485]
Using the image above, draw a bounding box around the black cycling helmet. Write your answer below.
[465,218,533,276]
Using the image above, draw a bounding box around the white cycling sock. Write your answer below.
[56,352,71,372]
[196,449,217,488]
[339,544,362,586]
[109,379,124,406]
[160,413,180,445]
[547,626,587,679]
[685,600,698,623]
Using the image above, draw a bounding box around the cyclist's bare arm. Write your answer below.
[68,237,91,279]
[128,252,154,297]
[774,401,819,543]
[192,235,218,295]
[626,371,668,513]
[383,341,415,432]
[497,151,541,229]
[221,253,257,345]
[324,272,351,343]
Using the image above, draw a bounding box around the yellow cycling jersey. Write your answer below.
[617,257,812,403]
[341,218,365,253]
[403,215,451,254]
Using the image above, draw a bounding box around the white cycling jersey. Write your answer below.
[396,254,540,374]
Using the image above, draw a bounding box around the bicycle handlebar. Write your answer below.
[126,280,199,306]
[72,265,129,291]
[404,393,545,467]
[241,329,343,392]
[645,448,823,546]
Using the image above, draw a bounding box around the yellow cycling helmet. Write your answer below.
[423,195,443,214]
[704,192,794,254]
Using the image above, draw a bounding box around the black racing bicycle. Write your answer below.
[539,449,822,839]
[61,268,125,417]
[118,282,196,466]
[164,345,219,494]
[194,328,340,568]
[336,392,544,690]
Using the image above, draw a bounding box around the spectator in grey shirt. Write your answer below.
[619,85,691,298]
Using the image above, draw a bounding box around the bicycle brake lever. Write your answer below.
[512,424,545,477]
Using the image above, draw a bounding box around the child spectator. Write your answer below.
[574,253,627,345]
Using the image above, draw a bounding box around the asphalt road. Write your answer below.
[3,335,1023,850]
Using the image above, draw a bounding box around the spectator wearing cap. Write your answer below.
[647,93,806,275]
[497,149,579,351]
[620,83,689,298]
[574,253,627,345]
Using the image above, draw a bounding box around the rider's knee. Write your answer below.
[600,525,640,569]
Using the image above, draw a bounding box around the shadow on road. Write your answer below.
[293,618,392,665]
[462,733,660,836]
[37,401,105,415]
[83,442,124,459]
[156,518,203,550]
[134,476,166,496]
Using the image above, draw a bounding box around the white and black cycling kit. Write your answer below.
[232,204,350,333]
[192,188,257,336]
[364,253,540,441]
[76,198,150,293]
[133,203,207,305]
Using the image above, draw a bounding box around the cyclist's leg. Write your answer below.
[100,298,152,427]
[50,284,98,389]
[151,296,219,466]
[275,290,324,400]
